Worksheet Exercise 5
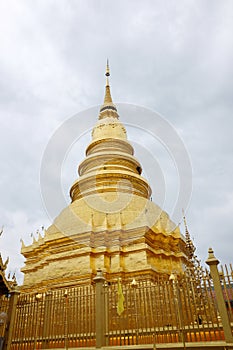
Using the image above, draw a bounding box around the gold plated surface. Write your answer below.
[21,68,189,292]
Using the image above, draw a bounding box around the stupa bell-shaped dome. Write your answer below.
[70,61,151,202]
[92,116,127,141]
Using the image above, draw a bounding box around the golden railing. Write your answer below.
[0,295,9,338]
[219,264,233,322]
[9,285,96,349]
[0,260,232,349]
[105,275,224,346]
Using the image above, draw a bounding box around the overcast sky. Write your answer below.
[1,0,233,285]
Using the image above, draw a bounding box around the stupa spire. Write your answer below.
[70,61,152,202]
[104,59,112,104]
[99,60,118,119]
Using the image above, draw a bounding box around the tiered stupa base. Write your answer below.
[21,193,187,293]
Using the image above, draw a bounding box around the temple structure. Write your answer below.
[21,63,189,292]
[0,230,12,295]
[0,254,11,295]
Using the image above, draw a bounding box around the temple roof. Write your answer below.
[0,253,11,295]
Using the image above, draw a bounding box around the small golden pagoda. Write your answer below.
[21,63,188,292]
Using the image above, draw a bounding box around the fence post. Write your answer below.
[42,291,52,349]
[93,269,106,348]
[3,290,20,350]
[206,247,233,345]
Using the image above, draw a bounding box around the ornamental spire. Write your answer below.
[99,60,118,119]
[104,59,113,104]
[183,210,196,260]
[106,59,110,77]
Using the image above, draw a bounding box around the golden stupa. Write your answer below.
[21,63,188,292]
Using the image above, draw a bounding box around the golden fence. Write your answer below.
[106,275,224,346]
[0,295,9,338]
[9,285,95,349]
[0,263,232,349]
[219,264,233,322]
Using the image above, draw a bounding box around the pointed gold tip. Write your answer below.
[182,209,187,229]
[98,59,118,118]
[103,59,112,103]
[105,59,110,77]
[206,247,219,266]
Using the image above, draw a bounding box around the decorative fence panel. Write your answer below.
[219,264,233,322]
[10,285,95,349]
[105,274,225,346]
[2,263,233,349]
[0,295,10,338]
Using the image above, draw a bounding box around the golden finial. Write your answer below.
[105,59,110,87]
[182,209,195,259]
[103,59,113,104]
[106,59,110,77]
[182,209,188,229]
[98,59,118,119]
